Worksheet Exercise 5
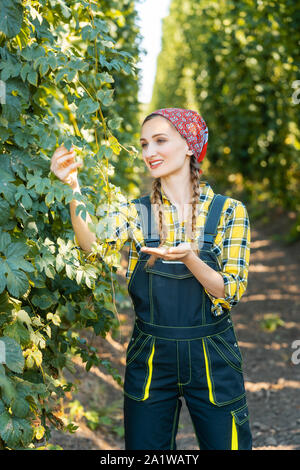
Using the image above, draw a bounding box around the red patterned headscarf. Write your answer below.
[147,108,208,168]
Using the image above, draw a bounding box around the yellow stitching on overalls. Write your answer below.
[203,337,246,406]
[232,327,244,363]
[176,341,180,388]
[136,314,230,329]
[215,333,243,363]
[142,338,155,401]
[126,331,143,357]
[145,268,193,279]
[149,273,154,323]
[231,403,249,426]
[231,402,248,414]
[207,337,243,373]
[128,257,145,292]
[200,250,222,272]
[231,415,238,450]
[124,338,155,401]
[202,338,216,405]
[170,399,180,450]
[134,321,233,342]
[127,336,151,366]
[177,341,191,386]
[201,288,206,324]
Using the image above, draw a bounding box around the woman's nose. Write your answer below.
[144,142,158,158]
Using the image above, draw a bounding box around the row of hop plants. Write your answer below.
[0,0,142,449]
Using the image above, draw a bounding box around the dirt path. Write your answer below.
[49,210,300,451]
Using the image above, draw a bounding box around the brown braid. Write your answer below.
[144,178,168,268]
[144,154,202,269]
[188,155,202,252]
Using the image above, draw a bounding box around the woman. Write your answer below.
[50,107,252,450]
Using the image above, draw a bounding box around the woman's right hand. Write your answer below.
[50,144,83,189]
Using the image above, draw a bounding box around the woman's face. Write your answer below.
[140,116,191,177]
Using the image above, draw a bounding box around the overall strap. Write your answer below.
[130,195,160,244]
[202,194,228,247]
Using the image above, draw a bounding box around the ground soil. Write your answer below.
[48,206,300,451]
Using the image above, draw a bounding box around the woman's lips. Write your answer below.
[149,160,164,169]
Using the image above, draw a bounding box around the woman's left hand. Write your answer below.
[140,242,195,263]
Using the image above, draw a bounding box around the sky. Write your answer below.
[135,0,171,104]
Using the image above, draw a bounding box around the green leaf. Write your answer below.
[0,410,33,448]
[0,292,13,326]
[32,293,54,310]
[76,98,100,117]
[96,89,114,107]
[0,126,10,142]
[16,310,31,327]
[0,231,11,252]
[0,365,17,405]
[6,241,29,259]
[0,398,5,414]
[3,320,31,347]
[108,117,123,130]
[0,336,24,373]
[80,307,97,320]
[18,417,34,447]
[0,60,22,81]
[21,44,45,61]
[27,71,38,87]
[0,270,7,297]
[0,169,15,201]
[39,60,50,77]
[11,395,30,418]
[0,411,22,447]
[0,0,23,38]
[20,62,32,82]
[6,266,30,298]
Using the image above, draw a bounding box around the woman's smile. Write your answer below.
[149,159,164,169]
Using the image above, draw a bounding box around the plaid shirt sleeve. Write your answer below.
[204,200,251,316]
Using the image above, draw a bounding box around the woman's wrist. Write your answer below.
[182,249,198,265]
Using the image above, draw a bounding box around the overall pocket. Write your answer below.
[202,326,246,406]
[231,402,252,450]
[126,329,148,364]
[124,330,156,402]
[207,325,244,371]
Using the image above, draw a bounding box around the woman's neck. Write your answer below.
[160,177,193,206]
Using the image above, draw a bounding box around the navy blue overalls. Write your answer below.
[123,193,252,450]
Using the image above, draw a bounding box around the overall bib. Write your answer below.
[123,194,252,450]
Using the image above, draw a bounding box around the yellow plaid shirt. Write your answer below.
[100,181,250,317]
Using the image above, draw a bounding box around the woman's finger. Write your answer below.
[141,247,168,255]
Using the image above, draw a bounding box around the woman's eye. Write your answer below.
[141,139,166,148]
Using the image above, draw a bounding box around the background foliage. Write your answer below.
[150,0,300,240]
[0,0,143,449]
